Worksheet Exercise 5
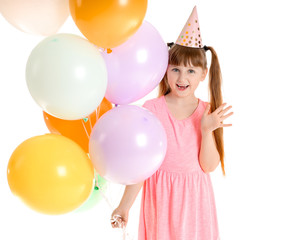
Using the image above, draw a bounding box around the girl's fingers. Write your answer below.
[214,103,227,114]
[220,123,232,127]
[111,214,124,228]
[219,105,232,116]
[111,222,117,228]
[111,217,126,229]
[221,111,234,120]
[111,221,121,228]
[204,103,211,115]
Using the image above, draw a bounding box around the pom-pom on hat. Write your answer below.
[175,6,203,48]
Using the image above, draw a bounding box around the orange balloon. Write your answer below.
[43,98,112,152]
[69,0,148,49]
[7,134,94,215]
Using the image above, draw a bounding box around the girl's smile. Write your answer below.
[176,84,189,90]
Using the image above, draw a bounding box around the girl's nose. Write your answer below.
[178,72,188,82]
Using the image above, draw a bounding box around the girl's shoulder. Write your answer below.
[200,100,209,108]
[142,96,163,113]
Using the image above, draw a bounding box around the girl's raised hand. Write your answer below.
[201,103,233,134]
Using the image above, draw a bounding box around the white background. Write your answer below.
[1,0,298,239]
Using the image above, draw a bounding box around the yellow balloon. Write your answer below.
[7,134,94,215]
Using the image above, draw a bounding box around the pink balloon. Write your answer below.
[89,105,167,185]
[102,21,168,105]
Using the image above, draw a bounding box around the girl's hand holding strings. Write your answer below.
[111,207,129,229]
[201,103,233,134]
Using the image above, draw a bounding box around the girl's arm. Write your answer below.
[199,102,233,172]
[111,181,144,228]
[199,131,220,173]
[118,181,144,210]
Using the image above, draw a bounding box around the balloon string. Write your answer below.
[88,114,93,132]
[95,181,134,240]
[81,119,90,139]
[96,181,114,210]
[96,105,100,121]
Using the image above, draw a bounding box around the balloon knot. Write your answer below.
[107,48,112,54]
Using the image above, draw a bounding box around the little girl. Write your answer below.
[111,6,233,240]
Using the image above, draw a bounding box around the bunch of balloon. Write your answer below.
[7,30,111,214]
[6,0,169,216]
[0,0,69,35]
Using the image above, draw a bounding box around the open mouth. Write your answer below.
[176,84,189,90]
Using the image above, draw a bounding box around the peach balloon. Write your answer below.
[0,0,69,36]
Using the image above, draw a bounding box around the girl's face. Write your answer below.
[166,64,207,98]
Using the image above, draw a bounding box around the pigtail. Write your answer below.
[205,46,225,176]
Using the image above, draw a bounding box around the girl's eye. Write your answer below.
[172,68,179,72]
[188,69,195,73]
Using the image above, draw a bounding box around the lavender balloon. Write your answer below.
[102,21,168,105]
[89,105,167,185]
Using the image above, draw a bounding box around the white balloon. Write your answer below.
[0,0,69,36]
[26,33,107,120]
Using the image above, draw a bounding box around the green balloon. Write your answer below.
[75,173,107,212]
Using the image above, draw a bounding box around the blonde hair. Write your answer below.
[158,44,225,175]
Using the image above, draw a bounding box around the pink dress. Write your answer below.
[138,95,219,240]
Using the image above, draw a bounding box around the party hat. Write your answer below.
[175,6,203,48]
